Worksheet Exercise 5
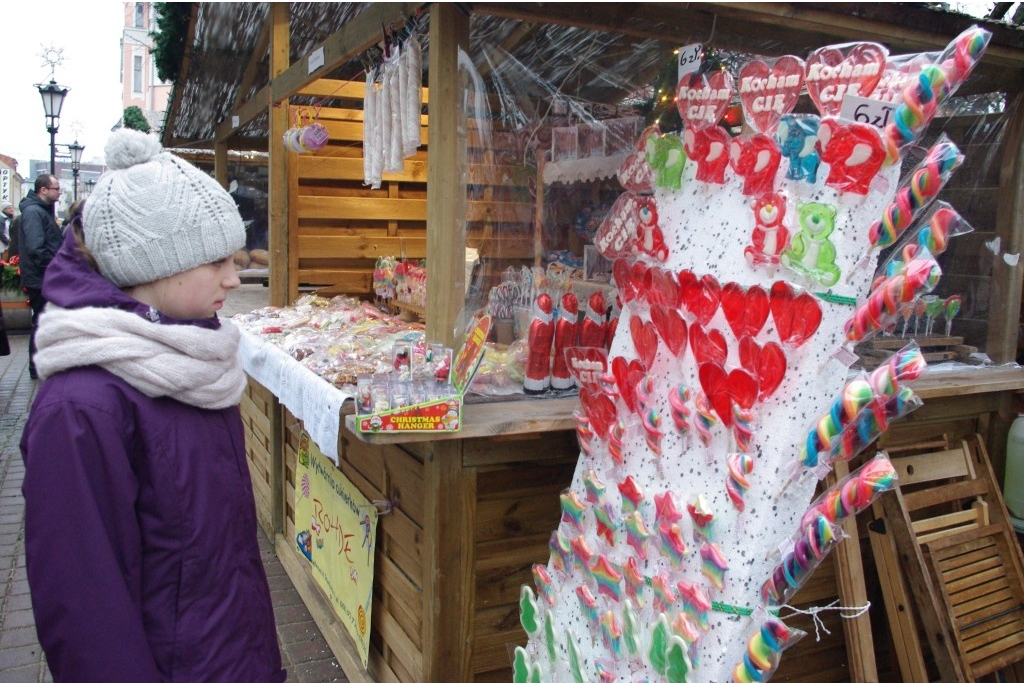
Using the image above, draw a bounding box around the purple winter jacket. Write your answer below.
[21,232,285,682]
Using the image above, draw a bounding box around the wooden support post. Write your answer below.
[425,3,470,346]
[213,141,228,189]
[422,441,475,681]
[829,459,879,682]
[268,3,291,308]
[987,92,1024,363]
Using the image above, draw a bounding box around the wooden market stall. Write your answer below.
[160,3,1024,681]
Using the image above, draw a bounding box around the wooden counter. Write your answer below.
[244,366,1024,683]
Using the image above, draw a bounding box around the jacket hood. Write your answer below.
[19,191,52,214]
[42,229,221,330]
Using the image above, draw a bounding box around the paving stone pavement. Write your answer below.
[0,284,346,682]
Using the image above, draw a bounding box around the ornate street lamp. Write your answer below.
[84,178,96,196]
[35,79,69,176]
[68,140,84,201]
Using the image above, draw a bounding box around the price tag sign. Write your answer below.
[677,43,703,82]
[840,93,895,131]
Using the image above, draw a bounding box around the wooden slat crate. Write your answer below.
[240,378,276,537]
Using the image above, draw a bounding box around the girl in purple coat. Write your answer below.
[21,129,285,682]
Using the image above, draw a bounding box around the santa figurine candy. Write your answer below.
[551,292,581,391]
[579,291,608,349]
[524,293,555,394]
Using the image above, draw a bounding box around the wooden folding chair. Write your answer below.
[871,435,1024,681]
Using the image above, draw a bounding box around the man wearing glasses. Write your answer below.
[19,175,63,379]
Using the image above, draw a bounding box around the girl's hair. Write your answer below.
[69,201,99,272]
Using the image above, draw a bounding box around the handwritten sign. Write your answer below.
[294,432,378,667]
[677,43,703,82]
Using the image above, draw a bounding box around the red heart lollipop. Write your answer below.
[677,69,734,130]
[770,281,823,347]
[649,267,681,309]
[580,387,617,440]
[596,194,643,259]
[650,305,689,358]
[738,55,805,134]
[612,356,647,414]
[689,324,728,367]
[679,271,721,326]
[738,335,787,400]
[721,282,770,339]
[617,126,657,193]
[804,42,888,117]
[630,316,659,369]
[698,362,758,427]
[613,258,639,304]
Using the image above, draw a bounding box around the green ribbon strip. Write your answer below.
[814,290,858,307]
[712,600,780,617]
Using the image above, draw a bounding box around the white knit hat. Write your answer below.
[83,129,246,287]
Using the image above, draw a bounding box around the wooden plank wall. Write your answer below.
[287,94,535,304]
[240,379,276,537]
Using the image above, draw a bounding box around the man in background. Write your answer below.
[19,175,62,379]
[0,201,14,255]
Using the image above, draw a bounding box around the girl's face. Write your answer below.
[125,255,241,320]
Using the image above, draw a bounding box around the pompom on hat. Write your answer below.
[83,129,245,287]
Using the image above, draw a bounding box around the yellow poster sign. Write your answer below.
[294,432,378,667]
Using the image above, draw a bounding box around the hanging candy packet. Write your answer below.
[760,513,842,606]
[881,25,992,165]
[816,116,887,195]
[844,250,942,343]
[872,201,974,287]
[863,135,964,257]
[776,114,821,184]
[731,617,806,683]
[869,51,940,105]
[828,387,922,466]
[738,55,805,136]
[804,42,888,118]
[799,453,898,530]
[779,201,843,286]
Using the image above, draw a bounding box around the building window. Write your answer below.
[133,55,143,94]
[135,3,145,29]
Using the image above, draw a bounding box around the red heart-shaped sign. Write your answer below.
[804,42,887,117]
[738,55,806,134]
[721,282,770,339]
[677,69,734,130]
[679,271,721,327]
[770,281,823,347]
[617,126,657,193]
[630,316,659,369]
[738,335,787,401]
[698,362,758,427]
[689,324,728,367]
[650,305,689,358]
[564,347,609,392]
[596,194,643,259]
[612,356,647,414]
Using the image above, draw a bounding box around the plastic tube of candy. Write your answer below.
[799,453,898,529]
[797,343,925,469]
[844,253,942,343]
[866,137,963,251]
[732,618,805,683]
[873,202,973,284]
[829,388,922,465]
[881,26,991,165]
[760,513,841,606]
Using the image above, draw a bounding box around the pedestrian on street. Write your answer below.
[17,175,62,379]
[0,201,14,254]
[20,129,285,682]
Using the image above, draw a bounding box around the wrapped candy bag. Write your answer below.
[761,513,842,606]
[872,202,974,289]
[844,250,942,343]
[732,618,806,683]
[799,453,898,529]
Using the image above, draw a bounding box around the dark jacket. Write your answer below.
[17,192,61,289]
[21,232,285,682]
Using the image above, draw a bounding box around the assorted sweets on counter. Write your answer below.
[231,293,530,399]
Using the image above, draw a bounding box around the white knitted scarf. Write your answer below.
[35,305,246,410]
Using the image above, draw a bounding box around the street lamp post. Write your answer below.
[84,178,96,197]
[68,140,84,201]
[35,79,69,176]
